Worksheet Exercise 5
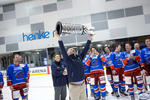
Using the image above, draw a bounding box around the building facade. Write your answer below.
[0,0,150,70]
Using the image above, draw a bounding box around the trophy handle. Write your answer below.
[56,21,63,35]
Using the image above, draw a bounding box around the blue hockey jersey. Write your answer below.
[83,55,91,75]
[85,55,105,74]
[0,72,4,88]
[104,53,114,69]
[121,49,141,72]
[7,63,29,88]
[141,47,150,66]
[134,49,141,56]
[110,52,124,69]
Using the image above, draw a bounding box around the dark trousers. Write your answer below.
[54,85,66,100]
[0,90,2,94]
[0,89,2,99]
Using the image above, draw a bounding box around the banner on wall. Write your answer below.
[22,30,56,42]
[2,66,51,78]
[29,66,51,76]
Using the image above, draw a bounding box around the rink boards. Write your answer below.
[2,66,51,78]
[2,66,106,78]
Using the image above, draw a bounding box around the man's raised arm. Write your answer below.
[80,34,93,59]
[55,32,69,61]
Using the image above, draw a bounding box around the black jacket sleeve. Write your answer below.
[58,40,69,61]
[80,40,91,60]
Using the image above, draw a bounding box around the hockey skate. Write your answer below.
[0,94,3,100]
[115,92,120,97]
[94,94,101,100]
[120,90,128,96]
[111,89,115,96]
[94,96,100,100]
[106,91,109,96]
[111,91,115,96]
[101,97,106,100]
[131,95,135,100]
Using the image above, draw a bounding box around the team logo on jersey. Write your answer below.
[16,71,24,80]
[84,66,87,70]
[20,64,25,68]
[117,59,122,64]
[91,60,98,66]
[129,61,133,64]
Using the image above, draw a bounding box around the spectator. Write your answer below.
[51,53,67,100]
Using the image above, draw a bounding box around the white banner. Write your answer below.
[1,66,51,78]
[29,66,51,75]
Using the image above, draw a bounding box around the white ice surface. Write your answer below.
[2,74,150,100]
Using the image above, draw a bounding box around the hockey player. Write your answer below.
[19,55,30,98]
[103,46,115,95]
[110,44,127,97]
[133,42,148,93]
[83,50,94,97]
[0,72,4,99]
[122,43,143,99]
[7,53,29,100]
[134,43,141,63]
[85,47,106,100]
[83,53,91,97]
[134,43,141,53]
[83,50,91,84]
[83,50,96,97]
[141,39,150,91]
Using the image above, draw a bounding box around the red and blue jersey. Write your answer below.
[121,49,141,72]
[134,49,141,57]
[103,53,114,69]
[140,47,150,66]
[110,52,124,69]
[0,72,4,88]
[7,63,29,88]
[83,55,91,75]
[134,49,141,65]
[85,55,106,74]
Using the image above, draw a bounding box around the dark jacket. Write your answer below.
[51,60,67,87]
[58,40,91,82]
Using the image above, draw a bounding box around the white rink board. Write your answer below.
[2,74,150,100]
[1,66,51,78]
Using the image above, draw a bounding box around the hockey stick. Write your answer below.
[86,83,88,97]
[143,75,148,91]
[131,72,135,100]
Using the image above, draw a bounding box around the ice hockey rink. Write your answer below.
[2,74,149,100]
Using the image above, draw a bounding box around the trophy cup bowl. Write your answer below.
[56,21,95,35]
[56,21,63,35]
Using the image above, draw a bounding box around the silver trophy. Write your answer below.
[56,21,94,35]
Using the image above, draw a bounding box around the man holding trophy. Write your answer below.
[55,21,94,100]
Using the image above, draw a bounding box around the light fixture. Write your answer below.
[97,44,102,47]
